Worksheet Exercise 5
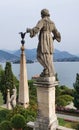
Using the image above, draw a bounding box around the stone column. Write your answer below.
[34,77,58,130]
[18,44,29,108]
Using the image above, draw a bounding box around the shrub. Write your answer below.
[7,105,37,124]
[56,95,73,107]
[0,109,10,123]
[0,120,12,130]
[11,114,26,129]
[76,124,79,130]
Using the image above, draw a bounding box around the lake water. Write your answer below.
[0,62,79,88]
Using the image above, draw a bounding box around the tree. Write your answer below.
[0,62,19,103]
[3,62,14,103]
[73,73,79,109]
[0,65,4,83]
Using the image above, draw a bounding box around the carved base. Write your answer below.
[34,116,58,130]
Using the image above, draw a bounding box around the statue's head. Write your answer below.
[13,88,16,94]
[41,9,50,17]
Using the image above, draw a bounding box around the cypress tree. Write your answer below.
[1,62,14,103]
[73,73,79,109]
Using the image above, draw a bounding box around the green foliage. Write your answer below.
[58,118,79,129]
[59,85,73,94]
[0,65,5,103]
[28,80,37,107]
[56,95,73,107]
[56,85,74,107]
[0,109,10,123]
[55,73,59,81]
[55,86,61,97]
[74,73,79,91]
[0,64,3,70]
[58,118,66,126]
[5,80,37,126]
[7,105,37,123]
[0,91,4,105]
[0,62,19,103]
[0,120,12,130]
[11,114,26,129]
[0,79,78,129]
[4,62,14,100]
[0,65,4,82]
[76,124,79,130]
[28,80,37,97]
[57,98,67,107]
[73,73,79,109]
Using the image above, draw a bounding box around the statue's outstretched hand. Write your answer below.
[26,28,31,33]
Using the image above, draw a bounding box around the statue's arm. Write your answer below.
[10,95,14,102]
[27,20,43,38]
[53,25,61,42]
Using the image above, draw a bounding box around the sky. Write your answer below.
[0,0,79,55]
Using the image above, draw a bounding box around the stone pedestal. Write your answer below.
[18,45,29,108]
[34,77,58,130]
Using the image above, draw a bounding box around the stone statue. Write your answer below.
[10,88,17,108]
[7,89,12,110]
[6,88,17,109]
[27,9,61,77]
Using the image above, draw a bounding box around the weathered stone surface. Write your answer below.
[27,8,61,77]
[34,79,58,130]
[18,45,29,108]
[57,126,75,130]
[27,122,75,130]
[26,8,61,129]
[33,76,59,87]
[6,89,12,110]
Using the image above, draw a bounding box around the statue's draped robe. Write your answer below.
[29,17,61,76]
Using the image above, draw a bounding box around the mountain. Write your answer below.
[3,49,18,54]
[1,49,79,62]
[13,49,79,62]
[54,49,79,61]
[13,48,37,61]
[0,50,19,62]
[0,49,34,63]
